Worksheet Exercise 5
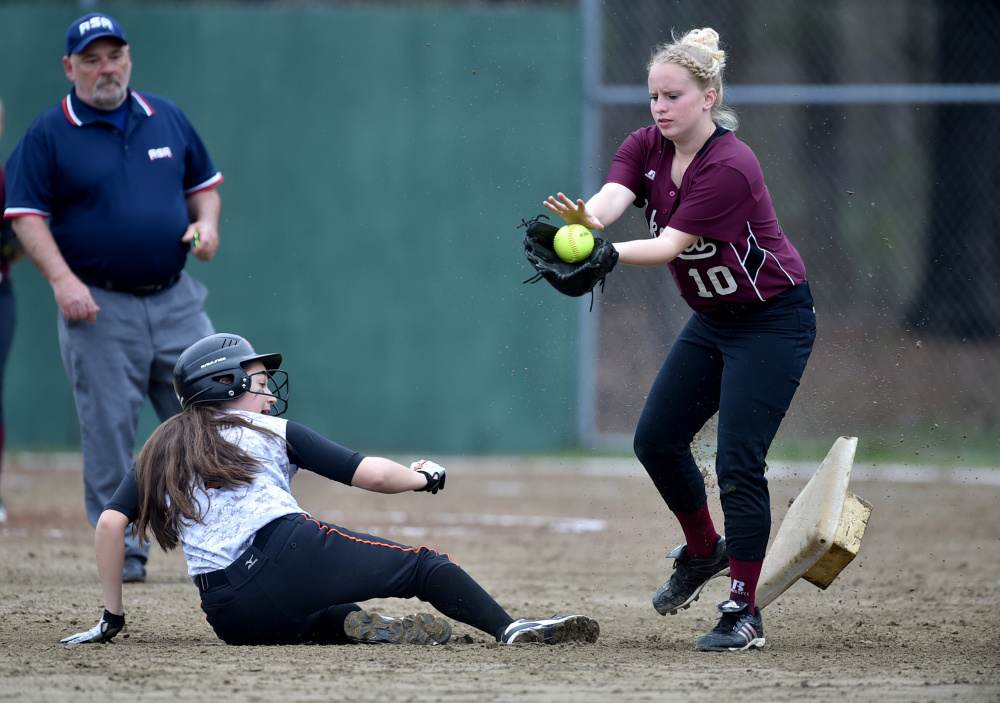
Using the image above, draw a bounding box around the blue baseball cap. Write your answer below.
[66,13,128,55]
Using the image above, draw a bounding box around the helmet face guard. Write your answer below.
[244,368,290,416]
[173,333,290,415]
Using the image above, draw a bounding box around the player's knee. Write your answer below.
[633,432,688,470]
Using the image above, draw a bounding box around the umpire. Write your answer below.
[3,14,222,582]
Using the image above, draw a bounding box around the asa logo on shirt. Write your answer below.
[148,147,174,161]
[645,170,656,180]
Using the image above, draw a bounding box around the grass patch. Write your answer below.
[770,428,998,468]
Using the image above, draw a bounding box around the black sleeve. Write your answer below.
[104,464,140,523]
[286,421,365,486]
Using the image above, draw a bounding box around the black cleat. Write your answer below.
[652,536,729,615]
[695,600,765,651]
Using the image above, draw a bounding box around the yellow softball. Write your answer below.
[553,224,595,263]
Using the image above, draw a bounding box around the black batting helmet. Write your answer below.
[173,333,288,414]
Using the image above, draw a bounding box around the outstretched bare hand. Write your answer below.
[543,193,606,231]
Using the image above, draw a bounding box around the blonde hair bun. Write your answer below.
[679,28,725,73]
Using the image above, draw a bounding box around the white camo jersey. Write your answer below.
[178,410,304,577]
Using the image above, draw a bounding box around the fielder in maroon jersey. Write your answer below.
[544,27,816,652]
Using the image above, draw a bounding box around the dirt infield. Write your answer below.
[1,452,998,702]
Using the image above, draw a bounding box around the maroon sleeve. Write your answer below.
[606,131,648,205]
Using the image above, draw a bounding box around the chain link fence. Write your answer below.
[578,0,1000,463]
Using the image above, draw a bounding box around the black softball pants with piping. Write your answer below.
[632,283,816,562]
[197,513,512,645]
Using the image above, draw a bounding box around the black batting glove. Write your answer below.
[410,460,447,494]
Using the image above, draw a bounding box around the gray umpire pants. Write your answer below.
[57,271,214,562]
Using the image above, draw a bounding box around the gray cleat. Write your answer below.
[502,614,600,645]
[122,557,147,583]
[695,600,765,651]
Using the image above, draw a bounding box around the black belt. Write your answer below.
[700,282,811,321]
[195,517,284,591]
[79,272,181,297]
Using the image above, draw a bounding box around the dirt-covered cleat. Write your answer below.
[653,536,729,615]
[695,600,765,651]
[502,615,600,645]
[344,610,451,645]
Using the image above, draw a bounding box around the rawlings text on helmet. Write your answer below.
[200,356,228,369]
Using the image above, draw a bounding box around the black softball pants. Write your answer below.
[198,513,511,645]
[633,283,816,562]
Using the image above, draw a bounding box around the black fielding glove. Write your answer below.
[521,215,618,300]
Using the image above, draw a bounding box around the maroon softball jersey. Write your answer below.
[607,126,806,314]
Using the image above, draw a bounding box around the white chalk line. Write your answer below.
[8,452,996,485]
[314,509,607,536]
[5,454,995,540]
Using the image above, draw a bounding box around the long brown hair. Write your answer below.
[133,404,283,551]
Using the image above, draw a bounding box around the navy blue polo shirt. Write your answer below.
[4,88,222,287]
